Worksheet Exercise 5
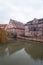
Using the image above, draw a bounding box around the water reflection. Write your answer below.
[0,45,7,57]
[0,40,43,65]
[25,43,43,60]
[0,48,43,65]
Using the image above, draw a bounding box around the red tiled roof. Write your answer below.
[0,24,7,29]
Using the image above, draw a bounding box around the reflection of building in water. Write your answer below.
[25,43,43,60]
[5,48,9,56]
[0,46,6,57]
[25,18,43,36]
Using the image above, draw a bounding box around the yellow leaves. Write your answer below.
[0,28,8,43]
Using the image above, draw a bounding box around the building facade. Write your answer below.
[25,18,43,37]
[5,19,25,36]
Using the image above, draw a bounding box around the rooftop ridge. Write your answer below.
[10,19,24,24]
[27,18,43,23]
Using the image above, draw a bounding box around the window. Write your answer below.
[29,27,37,31]
[33,28,36,31]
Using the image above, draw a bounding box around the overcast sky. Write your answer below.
[0,0,43,24]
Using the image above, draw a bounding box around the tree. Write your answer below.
[0,28,8,43]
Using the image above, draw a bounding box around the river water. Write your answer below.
[0,39,43,65]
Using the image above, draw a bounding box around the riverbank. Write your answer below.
[17,36,43,42]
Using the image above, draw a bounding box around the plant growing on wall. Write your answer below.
[7,31,17,38]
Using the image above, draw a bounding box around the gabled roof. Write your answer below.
[25,18,43,26]
[38,18,43,21]
[9,19,25,29]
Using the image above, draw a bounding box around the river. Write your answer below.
[0,39,43,65]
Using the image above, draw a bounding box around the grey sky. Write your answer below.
[0,0,43,24]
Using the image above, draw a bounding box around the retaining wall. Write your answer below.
[17,36,43,42]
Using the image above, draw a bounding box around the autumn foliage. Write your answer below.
[0,28,8,43]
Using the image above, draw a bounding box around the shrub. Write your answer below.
[7,31,17,38]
